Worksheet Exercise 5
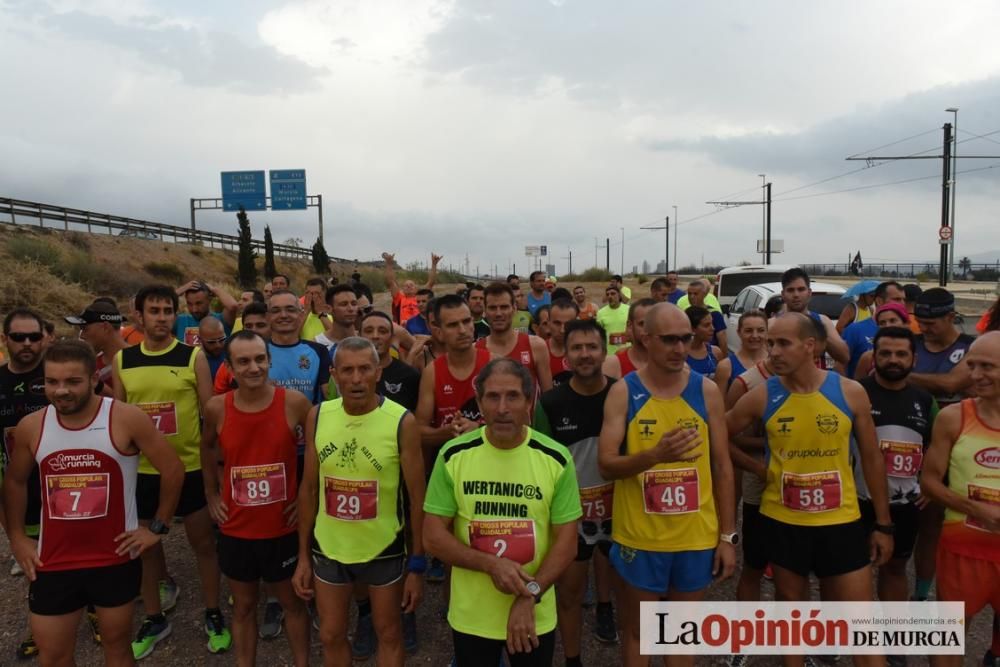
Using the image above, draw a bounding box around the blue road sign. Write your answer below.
[540,245,548,256]
[270,169,307,210]
[221,171,266,211]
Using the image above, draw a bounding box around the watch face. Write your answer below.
[526,581,541,596]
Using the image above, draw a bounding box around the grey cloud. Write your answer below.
[44,10,327,95]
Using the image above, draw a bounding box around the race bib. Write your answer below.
[324,477,378,521]
[881,440,922,479]
[781,471,842,512]
[609,332,627,346]
[580,483,614,522]
[138,402,178,436]
[46,473,109,520]
[183,327,200,346]
[468,519,536,565]
[966,484,1000,531]
[231,463,287,506]
[642,468,698,514]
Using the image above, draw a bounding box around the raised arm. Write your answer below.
[425,253,443,290]
[822,315,850,366]
[381,252,401,298]
[206,283,238,328]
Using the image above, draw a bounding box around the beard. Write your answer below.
[875,364,911,382]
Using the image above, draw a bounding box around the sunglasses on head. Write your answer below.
[8,332,44,343]
[655,333,694,345]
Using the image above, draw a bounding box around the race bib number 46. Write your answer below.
[138,402,178,436]
[580,483,614,522]
[881,440,923,478]
[642,468,699,514]
[231,463,287,506]
[46,473,110,520]
[782,471,842,512]
[468,519,536,565]
[324,477,377,521]
[966,484,1000,531]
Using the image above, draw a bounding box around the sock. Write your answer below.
[913,578,932,600]
[266,596,279,604]
[148,613,166,625]
[356,598,372,618]
[205,607,222,619]
[566,656,583,667]
[596,601,613,614]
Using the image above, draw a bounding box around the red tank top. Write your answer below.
[218,388,298,539]
[477,333,536,381]
[547,341,571,383]
[36,398,139,571]
[616,348,638,376]
[432,349,491,427]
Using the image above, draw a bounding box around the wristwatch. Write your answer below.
[873,523,895,535]
[720,532,740,546]
[525,581,542,604]
[149,518,170,536]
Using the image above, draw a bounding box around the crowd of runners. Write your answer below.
[0,256,998,667]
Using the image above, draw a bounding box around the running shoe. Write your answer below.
[87,610,102,644]
[763,564,774,580]
[426,558,446,582]
[595,603,619,644]
[259,600,284,639]
[725,655,750,667]
[16,634,37,660]
[10,558,23,577]
[132,617,171,660]
[984,649,997,667]
[204,610,232,654]
[352,612,375,660]
[158,578,180,613]
[886,656,907,667]
[582,580,595,608]
[402,611,418,654]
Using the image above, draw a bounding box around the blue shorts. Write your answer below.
[609,543,714,594]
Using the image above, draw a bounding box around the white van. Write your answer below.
[713,264,799,313]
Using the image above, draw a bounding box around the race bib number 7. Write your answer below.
[231,463,287,506]
[468,519,536,565]
[642,468,698,514]
[966,484,1000,531]
[781,471,842,512]
[138,402,178,436]
[324,477,378,521]
[46,473,110,520]
[881,440,923,478]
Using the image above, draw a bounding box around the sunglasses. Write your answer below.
[361,306,374,315]
[655,333,694,346]
[7,332,44,343]
[203,337,227,345]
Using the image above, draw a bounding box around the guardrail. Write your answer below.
[801,262,999,281]
[0,197,314,259]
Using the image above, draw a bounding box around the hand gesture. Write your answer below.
[431,253,443,266]
[652,428,702,464]
[382,252,396,265]
[487,558,533,596]
[114,526,161,559]
[401,572,424,613]
[506,596,539,655]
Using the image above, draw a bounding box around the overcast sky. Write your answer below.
[2,0,999,276]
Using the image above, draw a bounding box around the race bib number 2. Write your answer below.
[46,473,109,520]
[966,484,1000,531]
[642,468,698,514]
[580,483,614,522]
[468,519,536,565]
[231,463,287,506]
[138,402,178,436]
[324,477,378,521]
[782,471,842,512]
[881,440,923,478]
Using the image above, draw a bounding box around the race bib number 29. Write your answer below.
[324,477,378,521]
[782,471,842,512]
[46,473,110,520]
[138,402,178,436]
[468,519,536,565]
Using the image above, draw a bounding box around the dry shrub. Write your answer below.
[144,261,185,284]
[0,259,93,326]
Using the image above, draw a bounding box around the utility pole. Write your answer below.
[606,238,610,271]
[620,227,625,275]
[706,183,772,264]
[562,248,573,276]
[672,205,678,271]
[641,216,669,273]
[946,107,958,280]
[845,121,1000,287]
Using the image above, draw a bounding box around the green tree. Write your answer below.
[263,225,277,279]
[236,206,257,289]
[312,237,330,275]
[958,256,972,279]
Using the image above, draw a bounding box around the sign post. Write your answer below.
[269,170,307,210]
[221,171,267,211]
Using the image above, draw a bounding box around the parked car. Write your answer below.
[725,280,846,353]
[713,264,798,314]
[118,229,159,240]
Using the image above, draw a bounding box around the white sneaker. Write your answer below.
[10,559,23,577]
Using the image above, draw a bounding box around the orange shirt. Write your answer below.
[393,292,420,324]
[121,325,145,346]
[578,302,598,321]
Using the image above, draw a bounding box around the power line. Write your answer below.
[844,127,941,160]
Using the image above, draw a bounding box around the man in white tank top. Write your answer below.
[3,339,184,667]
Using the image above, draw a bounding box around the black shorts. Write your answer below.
[453,629,555,667]
[218,532,298,583]
[741,502,768,571]
[29,558,142,616]
[575,536,612,562]
[136,470,206,520]
[312,551,405,587]
[760,514,870,579]
[859,500,919,561]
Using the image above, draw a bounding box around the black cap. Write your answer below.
[65,301,123,326]
[914,287,954,319]
[903,284,923,304]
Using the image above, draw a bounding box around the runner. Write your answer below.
[836,286,877,334]
[423,358,581,667]
[266,290,331,405]
[596,286,630,354]
[213,302,269,395]
[598,303,737,667]
[852,302,910,379]
[726,312,893,667]
[382,251,442,325]
[121,296,145,346]
[262,282,273,301]
[467,285,491,341]
[293,337,427,667]
[403,289,435,337]
[173,281,237,346]
[681,280,729,356]
[197,316,227,381]
[272,274,291,292]
[201,331,312,667]
[536,319,619,662]
[512,286,534,334]
[478,283,553,391]
[664,271,686,304]
[314,284,358,354]
[714,309,768,392]
[779,268,849,368]
[921,332,1000,667]
[572,286,598,321]
[66,300,127,396]
[301,277,331,341]
[545,298,580,387]
[407,303,447,373]
[609,275,632,304]
[903,284,923,335]
[4,339,185,667]
[526,271,552,318]
[231,288,265,333]
[531,305,552,342]
[111,284,232,659]
[602,298,655,380]
[360,310,421,412]
[507,274,520,289]
[355,289,415,363]
[684,305,723,379]
[841,281,906,377]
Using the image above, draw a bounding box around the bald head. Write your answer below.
[971,330,1000,352]
[644,302,690,335]
[967,331,1000,399]
[767,312,820,376]
[199,316,225,337]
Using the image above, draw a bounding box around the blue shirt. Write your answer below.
[527,291,552,317]
[204,350,225,380]
[667,288,685,304]
[174,312,229,346]
[843,318,878,378]
[268,340,331,405]
[405,314,431,336]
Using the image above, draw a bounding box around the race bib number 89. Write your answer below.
[642,468,698,514]
[324,477,378,521]
[46,473,110,520]
[781,471,842,512]
[231,463,287,506]
[468,519,536,565]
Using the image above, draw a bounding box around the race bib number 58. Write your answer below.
[642,468,698,514]
[46,473,110,520]
[782,471,842,512]
[324,477,378,521]
[468,519,536,565]
[138,402,178,436]
[231,463,287,506]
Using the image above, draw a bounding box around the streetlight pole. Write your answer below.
[672,205,678,271]
[758,173,766,263]
[620,227,625,275]
[946,107,958,280]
